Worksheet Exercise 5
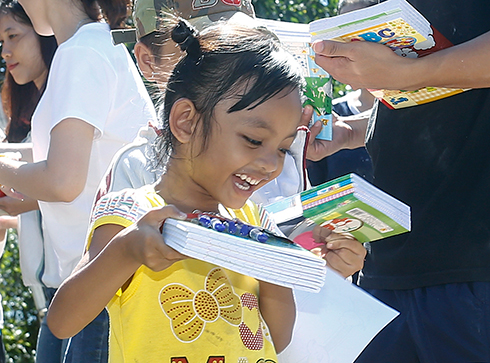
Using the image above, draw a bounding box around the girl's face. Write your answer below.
[0,14,47,88]
[184,88,303,211]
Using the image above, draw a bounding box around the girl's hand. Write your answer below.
[123,205,188,272]
[310,224,366,278]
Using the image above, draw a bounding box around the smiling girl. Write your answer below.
[46,19,305,362]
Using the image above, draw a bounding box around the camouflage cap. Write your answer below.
[112,0,255,44]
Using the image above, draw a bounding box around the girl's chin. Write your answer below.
[223,198,248,211]
[221,193,250,211]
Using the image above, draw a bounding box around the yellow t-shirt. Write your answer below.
[89,186,279,363]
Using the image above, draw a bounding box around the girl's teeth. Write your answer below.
[236,174,259,186]
[235,181,250,191]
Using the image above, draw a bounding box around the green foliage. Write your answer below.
[0,230,38,363]
[253,0,335,23]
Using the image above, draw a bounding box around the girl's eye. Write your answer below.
[244,136,262,146]
[8,34,17,40]
[279,148,291,155]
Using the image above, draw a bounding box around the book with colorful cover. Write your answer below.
[265,174,411,243]
[309,0,468,109]
[258,19,333,140]
[162,213,326,292]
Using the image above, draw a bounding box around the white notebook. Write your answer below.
[162,218,326,292]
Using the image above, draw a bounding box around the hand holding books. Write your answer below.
[309,0,468,108]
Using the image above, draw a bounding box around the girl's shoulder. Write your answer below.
[55,23,127,69]
[91,185,163,226]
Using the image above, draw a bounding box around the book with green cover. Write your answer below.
[265,174,411,243]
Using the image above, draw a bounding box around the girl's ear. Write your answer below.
[169,98,199,144]
[134,42,155,80]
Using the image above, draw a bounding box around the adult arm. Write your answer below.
[0,196,39,215]
[0,118,94,202]
[46,206,187,339]
[313,30,490,90]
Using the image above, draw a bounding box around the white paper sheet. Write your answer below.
[278,268,399,363]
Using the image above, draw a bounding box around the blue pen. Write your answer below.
[239,223,253,237]
[249,228,268,243]
[198,214,212,228]
[225,220,237,234]
[211,218,226,232]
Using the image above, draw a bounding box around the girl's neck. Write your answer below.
[48,3,94,45]
[154,167,220,214]
[33,69,49,91]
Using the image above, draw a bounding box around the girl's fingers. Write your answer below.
[139,205,187,229]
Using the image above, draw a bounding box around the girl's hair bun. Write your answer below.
[171,19,202,61]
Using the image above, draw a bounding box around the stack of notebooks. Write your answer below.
[265,174,411,243]
[162,217,326,292]
[308,0,467,109]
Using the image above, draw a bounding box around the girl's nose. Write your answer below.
[1,45,11,59]
[257,151,280,175]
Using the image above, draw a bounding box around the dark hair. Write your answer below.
[79,0,130,29]
[155,19,304,166]
[0,1,57,142]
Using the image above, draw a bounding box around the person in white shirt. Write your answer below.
[2,0,156,361]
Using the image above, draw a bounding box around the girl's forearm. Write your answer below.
[258,281,296,353]
[46,227,140,339]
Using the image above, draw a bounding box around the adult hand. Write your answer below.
[0,194,39,216]
[312,40,416,91]
[310,224,366,278]
[305,112,368,162]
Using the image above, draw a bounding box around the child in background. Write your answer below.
[47,19,304,361]
[98,0,257,197]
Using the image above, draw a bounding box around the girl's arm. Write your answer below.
[46,206,187,339]
[0,118,94,202]
[258,281,295,353]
